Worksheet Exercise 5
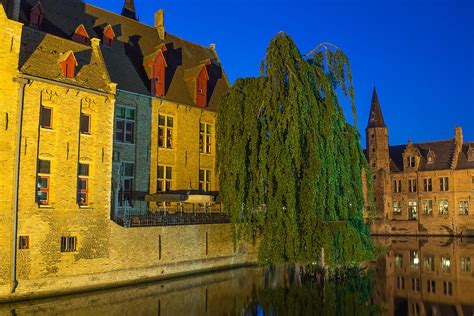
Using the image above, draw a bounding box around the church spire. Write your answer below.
[367,87,386,129]
[121,0,138,20]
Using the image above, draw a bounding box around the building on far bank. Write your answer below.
[364,88,474,236]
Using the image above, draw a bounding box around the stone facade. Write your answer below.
[365,88,474,235]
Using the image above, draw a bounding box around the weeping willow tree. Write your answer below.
[217,33,375,265]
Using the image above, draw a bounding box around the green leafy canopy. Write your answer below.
[217,32,375,265]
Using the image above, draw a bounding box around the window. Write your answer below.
[393,201,402,214]
[158,115,173,149]
[103,25,115,47]
[60,236,77,252]
[40,106,52,129]
[443,281,452,296]
[423,178,432,192]
[410,251,419,269]
[439,199,449,215]
[19,236,29,250]
[395,254,403,268]
[37,159,50,205]
[78,163,89,206]
[157,165,172,192]
[412,278,420,292]
[80,113,91,134]
[408,200,417,219]
[408,179,417,193]
[459,200,469,215]
[423,200,433,215]
[439,177,449,191]
[427,280,436,293]
[72,24,90,45]
[29,3,44,29]
[407,156,416,168]
[199,169,212,192]
[119,162,134,207]
[60,52,77,79]
[393,179,402,193]
[200,123,212,154]
[461,257,471,272]
[424,256,434,272]
[115,106,135,144]
[441,257,451,273]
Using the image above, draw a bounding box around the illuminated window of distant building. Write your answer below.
[423,200,433,215]
[459,200,469,215]
[408,200,417,219]
[410,251,419,270]
[158,115,173,149]
[200,123,212,154]
[395,254,403,268]
[441,257,451,273]
[439,199,449,215]
[461,257,471,272]
[157,165,172,192]
[393,201,402,215]
[424,256,434,272]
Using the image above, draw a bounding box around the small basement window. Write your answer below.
[61,236,77,252]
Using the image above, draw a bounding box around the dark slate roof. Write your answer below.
[18,0,229,111]
[457,143,474,170]
[367,87,386,129]
[19,27,112,92]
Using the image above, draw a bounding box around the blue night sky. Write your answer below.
[87,0,473,147]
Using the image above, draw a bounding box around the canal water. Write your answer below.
[1,237,474,315]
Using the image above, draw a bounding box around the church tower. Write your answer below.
[366,87,391,219]
[121,0,137,20]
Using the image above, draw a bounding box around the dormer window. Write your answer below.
[184,60,210,108]
[30,2,44,29]
[143,45,167,97]
[427,150,435,164]
[468,146,474,162]
[196,66,208,107]
[59,51,78,79]
[72,24,90,45]
[103,25,115,47]
[407,156,416,168]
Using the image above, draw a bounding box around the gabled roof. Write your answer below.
[367,87,386,129]
[18,0,230,111]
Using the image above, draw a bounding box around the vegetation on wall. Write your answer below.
[217,32,375,265]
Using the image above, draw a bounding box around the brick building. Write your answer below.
[365,88,474,235]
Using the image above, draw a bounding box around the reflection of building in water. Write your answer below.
[372,237,474,315]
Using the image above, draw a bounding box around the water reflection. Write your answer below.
[1,237,474,315]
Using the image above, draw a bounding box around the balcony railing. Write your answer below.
[112,207,230,228]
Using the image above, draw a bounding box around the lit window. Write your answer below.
[408,200,417,219]
[461,257,471,272]
[60,236,77,252]
[459,200,469,215]
[439,199,449,215]
[19,236,29,250]
[199,169,212,192]
[439,177,449,192]
[40,106,52,129]
[158,115,173,149]
[423,200,433,215]
[80,113,91,134]
[115,106,135,144]
[78,163,89,206]
[395,254,403,268]
[441,257,451,273]
[37,159,50,205]
[200,123,212,154]
[423,178,432,192]
[410,251,419,269]
[157,165,172,192]
[393,200,402,214]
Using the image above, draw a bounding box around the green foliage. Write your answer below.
[217,32,375,265]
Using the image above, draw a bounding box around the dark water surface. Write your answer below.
[1,237,474,315]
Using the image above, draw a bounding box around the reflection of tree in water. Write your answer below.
[243,264,382,315]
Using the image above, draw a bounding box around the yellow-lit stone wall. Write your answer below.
[0,4,22,296]
[150,99,218,195]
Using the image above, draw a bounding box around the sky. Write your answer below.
[87,0,474,147]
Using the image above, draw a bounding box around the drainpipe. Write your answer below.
[11,77,29,294]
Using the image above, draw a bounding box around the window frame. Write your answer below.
[199,169,212,192]
[393,200,402,215]
[37,159,51,206]
[19,236,30,250]
[115,106,135,144]
[459,200,469,215]
[157,165,173,192]
[423,199,433,215]
[408,179,417,193]
[40,105,53,129]
[439,177,449,192]
[60,236,77,253]
[119,162,134,207]
[423,178,433,192]
[80,112,91,135]
[439,199,449,215]
[158,114,174,149]
[200,123,212,154]
[393,179,402,193]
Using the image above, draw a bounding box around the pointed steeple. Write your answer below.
[121,0,138,20]
[367,87,386,129]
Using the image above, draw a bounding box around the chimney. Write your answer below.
[90,38,101,48]
[210,43,216,51]
[154,9,165,40]
[455,126,463,146]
